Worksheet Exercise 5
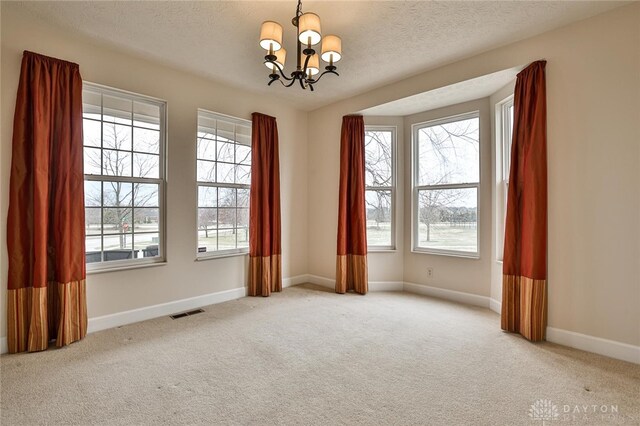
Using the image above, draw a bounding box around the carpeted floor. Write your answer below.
[1,284,639,425]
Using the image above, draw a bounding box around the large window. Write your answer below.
[413,112,480,256]
[82,83,166,270]
[364,126,396,249]
[196,110,251,257]
[497,97,514,260]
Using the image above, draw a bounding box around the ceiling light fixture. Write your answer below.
[259,0,342,91]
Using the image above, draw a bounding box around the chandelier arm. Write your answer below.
[266,60,295,81]
[283,77,298,88]
[301,54,312,75]
[299,78,307,90]
[313,69,339,83]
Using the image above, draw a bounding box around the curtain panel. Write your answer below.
[501,60,548,342]
[248,112,282,297]
[7,51,87,353]
[336,115,368,294]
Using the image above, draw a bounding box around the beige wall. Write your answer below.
[403,99,492,296]
[0,5,309,337]
[307,4,640,346]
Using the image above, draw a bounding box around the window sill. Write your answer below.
[411,249,480,260]
[87,260,167,275]
[368,248,397,253]
[196,251,249,261]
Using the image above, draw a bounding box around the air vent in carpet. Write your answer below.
[170,309,204,319]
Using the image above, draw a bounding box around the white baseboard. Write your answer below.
[489,298,502,314]
[546,327,640,364]
[403,281,490,308]
[88,286,247,334]
[0,337,7,354]
[307,274,335,289]
[282,274,309,288]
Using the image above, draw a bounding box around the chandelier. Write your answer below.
[259,0,342,91]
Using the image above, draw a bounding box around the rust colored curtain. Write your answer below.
[248,113,282,297]
[336,115,368,294]
[7,51,87,353]
[501,60,548,342]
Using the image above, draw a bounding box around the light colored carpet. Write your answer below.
[1,284,639,425]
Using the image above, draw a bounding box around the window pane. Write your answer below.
[84,148,102,175]
[198,208,217,232]
[133,153,159,178]
[237,208,249,227]
[236,144,251,165]
[366,190,392,247]
[237,188,250,208]
[103,235,133,260]
[103,123,132,151]
[236,124,251,146]
[216,120,235,143]
[85,207,102,235]
[235,165,251,185]
[104,182,132,207]
[217,228,237,250]
[133,101,160,130]
[103,208,132,234]
[134,233,160,258]
[134,208,159,233]
[133,128,160,154]
[216,162,235,183]
[85,236,102,263]
[83,119,101,147]
[197,160,216,182]
[218,208,236,228]
[84,181,102,206]
[217,141,235,163]
[365,130,393,187]
[218,187,236,207]
[134,183,159,207]
[197,138,215,161]
[237,227,249,248]
[417,188,477,253]
[102,149,132,177]
[103,95,132,125]
[198,229,217,254]
[83,91,101,120]
[198,186,217,207]
[418,116,479,185]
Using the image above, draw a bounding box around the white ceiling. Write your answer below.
[12,1,626,111]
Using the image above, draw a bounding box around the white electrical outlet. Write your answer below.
[427,267,433,278]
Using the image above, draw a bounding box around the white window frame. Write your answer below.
[411,111,481,258]
[196,109,251,260]
[496,96,514,261]
[83,82,167,273]
[364,125,397,251]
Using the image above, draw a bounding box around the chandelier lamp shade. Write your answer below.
[259,0,341,91]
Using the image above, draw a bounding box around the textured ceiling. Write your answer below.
[11,1,626,111]
[360,67,520,116]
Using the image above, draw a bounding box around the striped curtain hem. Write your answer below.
[336,254,368,295]
[249,254,282,297]
[7,280,88,353]
[501,275,547,341]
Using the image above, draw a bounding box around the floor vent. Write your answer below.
[170,309,204,320]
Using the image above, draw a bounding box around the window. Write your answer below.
[82,83,166,270]
[196,110,251,257]
[497,97,514,260]
[364,126,396,249]
[413,112,480,256]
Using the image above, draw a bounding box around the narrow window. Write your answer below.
[364,126,396,250]
[413,112,480,256]
[82,83,166,270]
[196,110,251,257]
[497,97,514,260]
